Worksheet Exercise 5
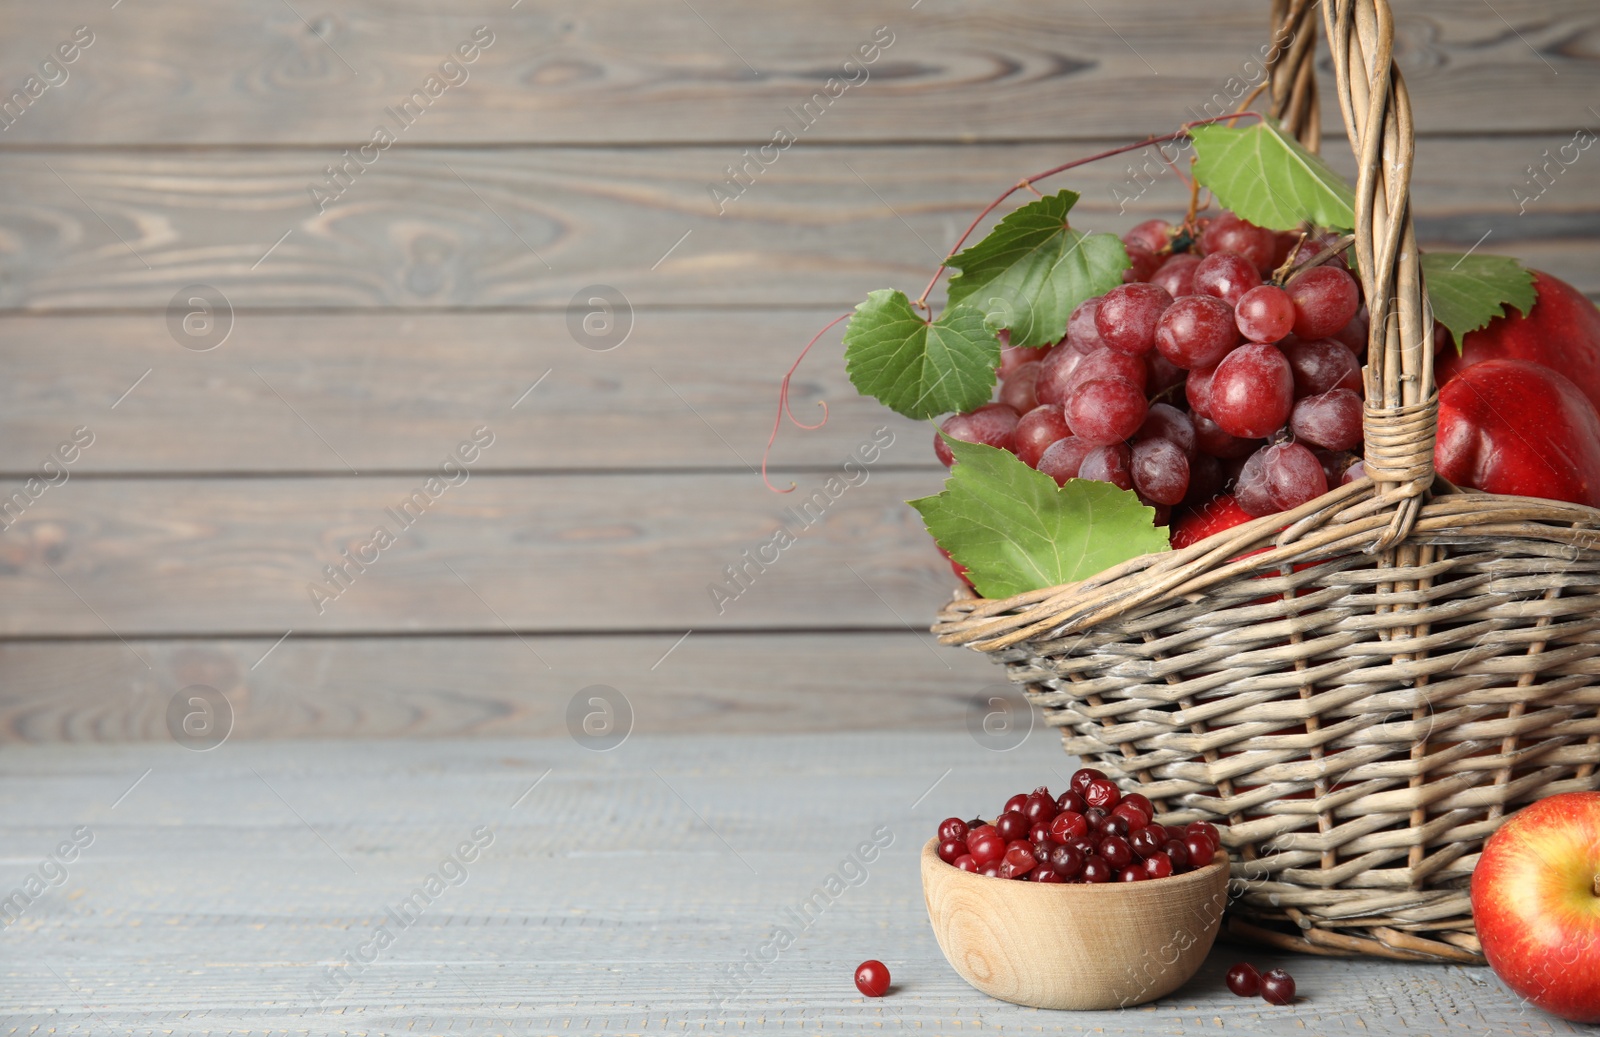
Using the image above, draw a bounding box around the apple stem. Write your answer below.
[1592,872,1599,899]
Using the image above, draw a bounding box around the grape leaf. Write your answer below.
[909,438,1170,599]
[1189,119,1356,232]
[945,189,1130,349]
[842,291,999,420]
[1421,252,1537,350]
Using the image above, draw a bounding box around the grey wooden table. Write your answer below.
[2,731,1585,1036]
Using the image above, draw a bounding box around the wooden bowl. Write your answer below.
[921,837,1230,1010]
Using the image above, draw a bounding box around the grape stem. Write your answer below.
[1275,233,1356,284]
[911,112,1266,312]
[761,312,851,493]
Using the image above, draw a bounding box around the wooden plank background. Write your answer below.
[1,0,1597,741]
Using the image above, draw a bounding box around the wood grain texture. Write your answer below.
[0,310,928,475]
[1,139,1596,313]
[0,733,1584,1033]
[0,0,1595,146]
[0,470,961,636]
[0,632,997,742]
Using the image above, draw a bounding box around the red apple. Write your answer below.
[1435,359,1600,508]
[1471,791,1600,1024]
[1435,270,1600,415]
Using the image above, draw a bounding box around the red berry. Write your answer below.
[1049,810,1089,842]
[1226,962,1261,997]
[1055,789,1087,814]
[1118,865,1147,882]
[1065,378,1147,446]
[1144,852,1174,879]
[1097,814,1130,839]
[1121,793,1155,822]
[1032,865,1065,883]
[954,853,979,872]
[1281,337,1362,397]
[1136,403,1197,459]
[854,960,891,998]
[1129,827,1164,858]
[1184,820,1221,847]
[937,838,965,865]
[1111,802,1150,832]
[1162,839,1190,870]
[1084,778,1122,810]
[980,861,1002,877]
[1099,836,1134,869]
[968,829,1005,865]
[1003,793,1029,815]
[1070,768,1107,795]
[1048,844,1085,879]
[937,818,969,843]
[1022,792,1058,826]
[1080,857,1114,883]
[995,810,1028,842]
[1003,844,1038,876]
[1290,388,1363,452]
[1185,833,1215,867]
[1130,437,1190,507]
[1260,968,1296,1005]
[1028,822,1053,845]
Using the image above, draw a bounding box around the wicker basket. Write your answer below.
[935,0,1600,964]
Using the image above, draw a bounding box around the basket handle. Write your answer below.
[1323,0,1437,547]
[1267,0,1322,153]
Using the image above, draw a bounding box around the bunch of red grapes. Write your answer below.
[936,211,1369,533]
[934,768,1225,883]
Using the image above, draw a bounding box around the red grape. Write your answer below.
[1066,297,1107,353]
[1037,435,1095,485]
[1209,343,1294,439]
[1200,211,1276,273]
[997,343,1033,380]
[999,360,1041,414]
[1282,337,1362,397]
[1234,447,1276,517]
[1290,388,1363,451]
[1146,351,1187,399]
[1288,265,1361,339]
[1123,242,1162,283]
[1183,452,1226,506]
[1137,403,1197,458]
[1262,441,1328,511]
[1192,413,1258,458]
[933,403,1020,466]
[1185,363,1218,416]
[1341,457,1367,485]
[1065,378,1147,446]
[1260,968,1296,1006]
[1193,252,1261,306]
[1095,282,1174,356]
[854,960,891,998]
[1123,218,1171,253]
[1065,348,1149,396]
[1034,344,1085,406]
[1154,294,1241,371]
[1226,962,1261,997]
[1333,307,1369,357]
[1131,437,1190,506]
[1014,404,1072,468]
[1234,284,1296,343]
[1152,252,1201,297]
[1077,443,1133,490]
